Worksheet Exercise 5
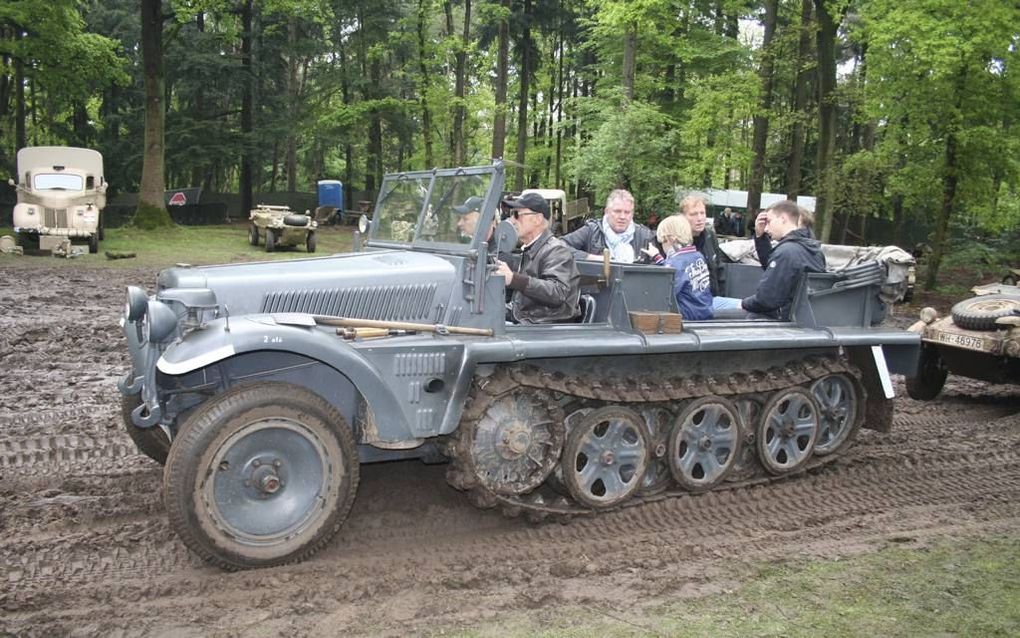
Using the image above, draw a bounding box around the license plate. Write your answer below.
[928,329,994,353]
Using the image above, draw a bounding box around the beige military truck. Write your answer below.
[248,204,317,252]
[10,146,107,253]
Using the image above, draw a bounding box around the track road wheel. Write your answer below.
[756,388,819,475]
[730,395,764,480]
[638,407,672,496]
[249,224,259,246]
[810,373,862,455]
[163,382,359,570]
[265,229,276,252]
[905,345,947,401]
[561,406,648,509]
[306,230,317,253]
[668,397,741,492]
[462,389,564,496]
[121,393,170,465]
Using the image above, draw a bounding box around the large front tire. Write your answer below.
[163,382,359,570]
[905,346,947,401]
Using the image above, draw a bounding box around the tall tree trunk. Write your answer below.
[491,0,510,160]
[286,16,298,192]
[367,60,383,193]
[14,31,25,153]
[240,0,254,215]
[514,0,532,191]
[925,69,966,290]
[451,0,470,165]
[555,9,564,189]
[747,0,778,218]
[786,0,812,199]
[191,11,207,189]
[813,0,843,242]
[139,0,170,221]
[417,0,434,168]
[622,22,636,101]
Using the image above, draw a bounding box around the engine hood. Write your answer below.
[157,250,458,322]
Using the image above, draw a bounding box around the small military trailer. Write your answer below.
[248,204,317,252]
[905,285,1020,399]
[119,163,920,570]
[10,146,107,253]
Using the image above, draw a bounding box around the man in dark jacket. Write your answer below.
[561,189,658,263]
[495,193,580,324]
[680,193,727,299]
[742,201,826,319]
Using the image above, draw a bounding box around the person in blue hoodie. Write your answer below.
[743,201,826,319]
[654,214,714,320]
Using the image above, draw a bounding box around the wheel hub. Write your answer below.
[252,464,283,495]
[600,450,615,465]
[498,422,532,458]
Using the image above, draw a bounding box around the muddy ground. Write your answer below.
[0,263,1018,637]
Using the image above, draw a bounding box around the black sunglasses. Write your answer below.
[511,209,542,219]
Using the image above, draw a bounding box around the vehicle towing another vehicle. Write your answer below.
[905,283,1020,399]
[10,146,107,253]
[118,162,920,570]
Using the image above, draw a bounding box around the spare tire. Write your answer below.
[284,214,310,227]
[950,294,1020,331]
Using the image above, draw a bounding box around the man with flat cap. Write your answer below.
[495,192,580,324]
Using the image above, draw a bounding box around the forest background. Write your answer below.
[0,0,1017,287]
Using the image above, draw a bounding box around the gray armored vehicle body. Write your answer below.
[119,163,920,570]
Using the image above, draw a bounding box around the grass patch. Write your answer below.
[0,223,355,268]
[442,536,1020,637]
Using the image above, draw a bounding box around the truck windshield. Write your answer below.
[371,170,495,249]
[33,173,84,191]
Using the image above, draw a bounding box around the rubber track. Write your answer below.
[446,356,865,519]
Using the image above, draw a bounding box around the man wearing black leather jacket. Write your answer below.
[495,193,580,324]
[743,201,826,319]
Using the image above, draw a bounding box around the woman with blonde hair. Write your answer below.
[655,215,714,320]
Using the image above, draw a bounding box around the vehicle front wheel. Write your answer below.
[264,229,276,252]
[306,231,317,253]
[163,382,359,570]
[905,346,947,401]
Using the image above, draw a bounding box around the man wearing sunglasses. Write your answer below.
[495,192,580,324]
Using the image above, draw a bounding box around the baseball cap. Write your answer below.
[453,196,484,215]
[502,192,550,219]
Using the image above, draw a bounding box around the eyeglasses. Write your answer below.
[511,209,542,219]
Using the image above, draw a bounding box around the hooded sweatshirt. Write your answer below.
[741,228,825,319]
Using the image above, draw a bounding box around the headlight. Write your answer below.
[126,286,148,321]
[919,307,938,324]
[145,300,178,343]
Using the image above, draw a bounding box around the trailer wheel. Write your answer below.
[121,393,170,465]
[163,382,359,570]
[88,233,99,254]
[905,346,947,401]
[265,229,276,252]
[249,224,259,246]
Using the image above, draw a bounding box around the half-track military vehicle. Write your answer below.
[118,163,920,570]
[248,204,317,252]
[905,284,1020,399]
[10,146,107,253]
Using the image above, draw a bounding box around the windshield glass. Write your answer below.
[370,169,496,249]
[414,173,493,246]
[33,173,84,191]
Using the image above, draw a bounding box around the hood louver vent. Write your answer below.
[261,284,437,321]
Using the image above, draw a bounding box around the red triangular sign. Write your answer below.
[168,192,187,206]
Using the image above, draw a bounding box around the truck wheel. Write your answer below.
[88,233,99,254]
[905,346,947,401]
[950,294,1020,331]
[121,393,170,465]
[306,231,316,253]
[163,382,359,570]
[265,229,276,252]
[249,224,259,246]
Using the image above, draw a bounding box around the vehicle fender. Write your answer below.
[156,316,412,440]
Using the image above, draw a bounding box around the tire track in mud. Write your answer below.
[0,432,144,478]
